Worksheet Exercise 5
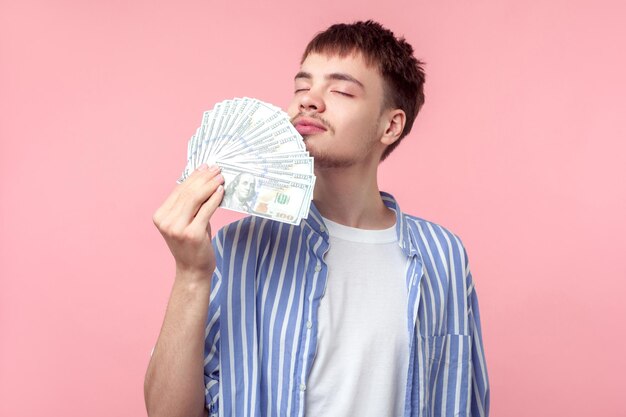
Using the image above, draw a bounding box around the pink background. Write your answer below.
[1,0,625,416]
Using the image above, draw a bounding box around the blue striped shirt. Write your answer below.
[203,192,489,417]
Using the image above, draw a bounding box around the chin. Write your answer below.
[312,153,357,169]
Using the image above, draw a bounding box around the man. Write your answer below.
[145,20,489,417]
[222,172,256,212]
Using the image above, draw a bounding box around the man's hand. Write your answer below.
[153,164,225,281]
[145,164,224,417]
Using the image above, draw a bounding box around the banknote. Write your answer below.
[178,97,315,224]
[218,165,312,225]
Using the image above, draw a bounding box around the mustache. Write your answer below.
[290,112,335,134]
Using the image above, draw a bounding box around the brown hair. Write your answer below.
[301,20,426,160]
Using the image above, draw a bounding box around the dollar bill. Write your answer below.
[178,97,315,224]
[219,165,311,225]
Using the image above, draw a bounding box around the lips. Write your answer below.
[294,117,327,135]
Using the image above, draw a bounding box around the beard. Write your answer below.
[309,149,359,168]
[304,123,381,169]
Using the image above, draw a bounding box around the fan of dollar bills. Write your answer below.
[178,97,315,225]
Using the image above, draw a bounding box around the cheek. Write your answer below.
[344,112,382,144]
[340,107,373,132]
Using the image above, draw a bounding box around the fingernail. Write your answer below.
[215,174,224,182]
[198,164,208,171]
[208,164,220,173]
[217,185,224,193]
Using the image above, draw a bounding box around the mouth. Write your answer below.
[293,117,327,136]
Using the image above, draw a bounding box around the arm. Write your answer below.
[144,164,225,417]
[145,276,212,417]
[466,268,490,417]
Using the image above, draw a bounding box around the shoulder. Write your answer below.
[400,211,470,272]
[381,191,468,261]
[403,212,465,246]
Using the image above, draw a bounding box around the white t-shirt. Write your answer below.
[305,216,410,417]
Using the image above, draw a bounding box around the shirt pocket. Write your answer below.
[426,334,472,417]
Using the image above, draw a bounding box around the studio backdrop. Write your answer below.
[1,1,625,416]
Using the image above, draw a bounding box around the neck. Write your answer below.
[312,161,396,229]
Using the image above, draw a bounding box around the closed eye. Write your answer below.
[294,88,309,93]
[332,91,353,97]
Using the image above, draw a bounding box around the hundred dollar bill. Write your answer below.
[178,97,315,224]
[219,165,311,225]
[213,99,275,157]
[219,117,302,159]
[216,160,315,185]
[225,157,314,175]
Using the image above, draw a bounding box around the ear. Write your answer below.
[380,109,406,146]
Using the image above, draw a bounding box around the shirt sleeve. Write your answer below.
[203,231,224,416]
[465,248,490,417]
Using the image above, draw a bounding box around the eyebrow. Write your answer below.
[294,71,365,89]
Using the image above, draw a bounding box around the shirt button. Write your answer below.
[314,264,321,272]
[306,321,312,329]
[300,383,306,391]
[319,226,326,233]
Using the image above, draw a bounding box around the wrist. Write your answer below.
[174,264,215,285]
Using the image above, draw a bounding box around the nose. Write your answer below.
[299,88,325,113]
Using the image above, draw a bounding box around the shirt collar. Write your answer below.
[303,191,420,258]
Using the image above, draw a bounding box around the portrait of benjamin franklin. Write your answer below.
[222,172,256,212]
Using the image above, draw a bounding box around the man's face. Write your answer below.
[236,173,255,200]
[288,52,388,168]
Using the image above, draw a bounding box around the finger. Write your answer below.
[190,184,225,232]
[176,172,224,223]
[160,164,219,214]
[161,167,221,224]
